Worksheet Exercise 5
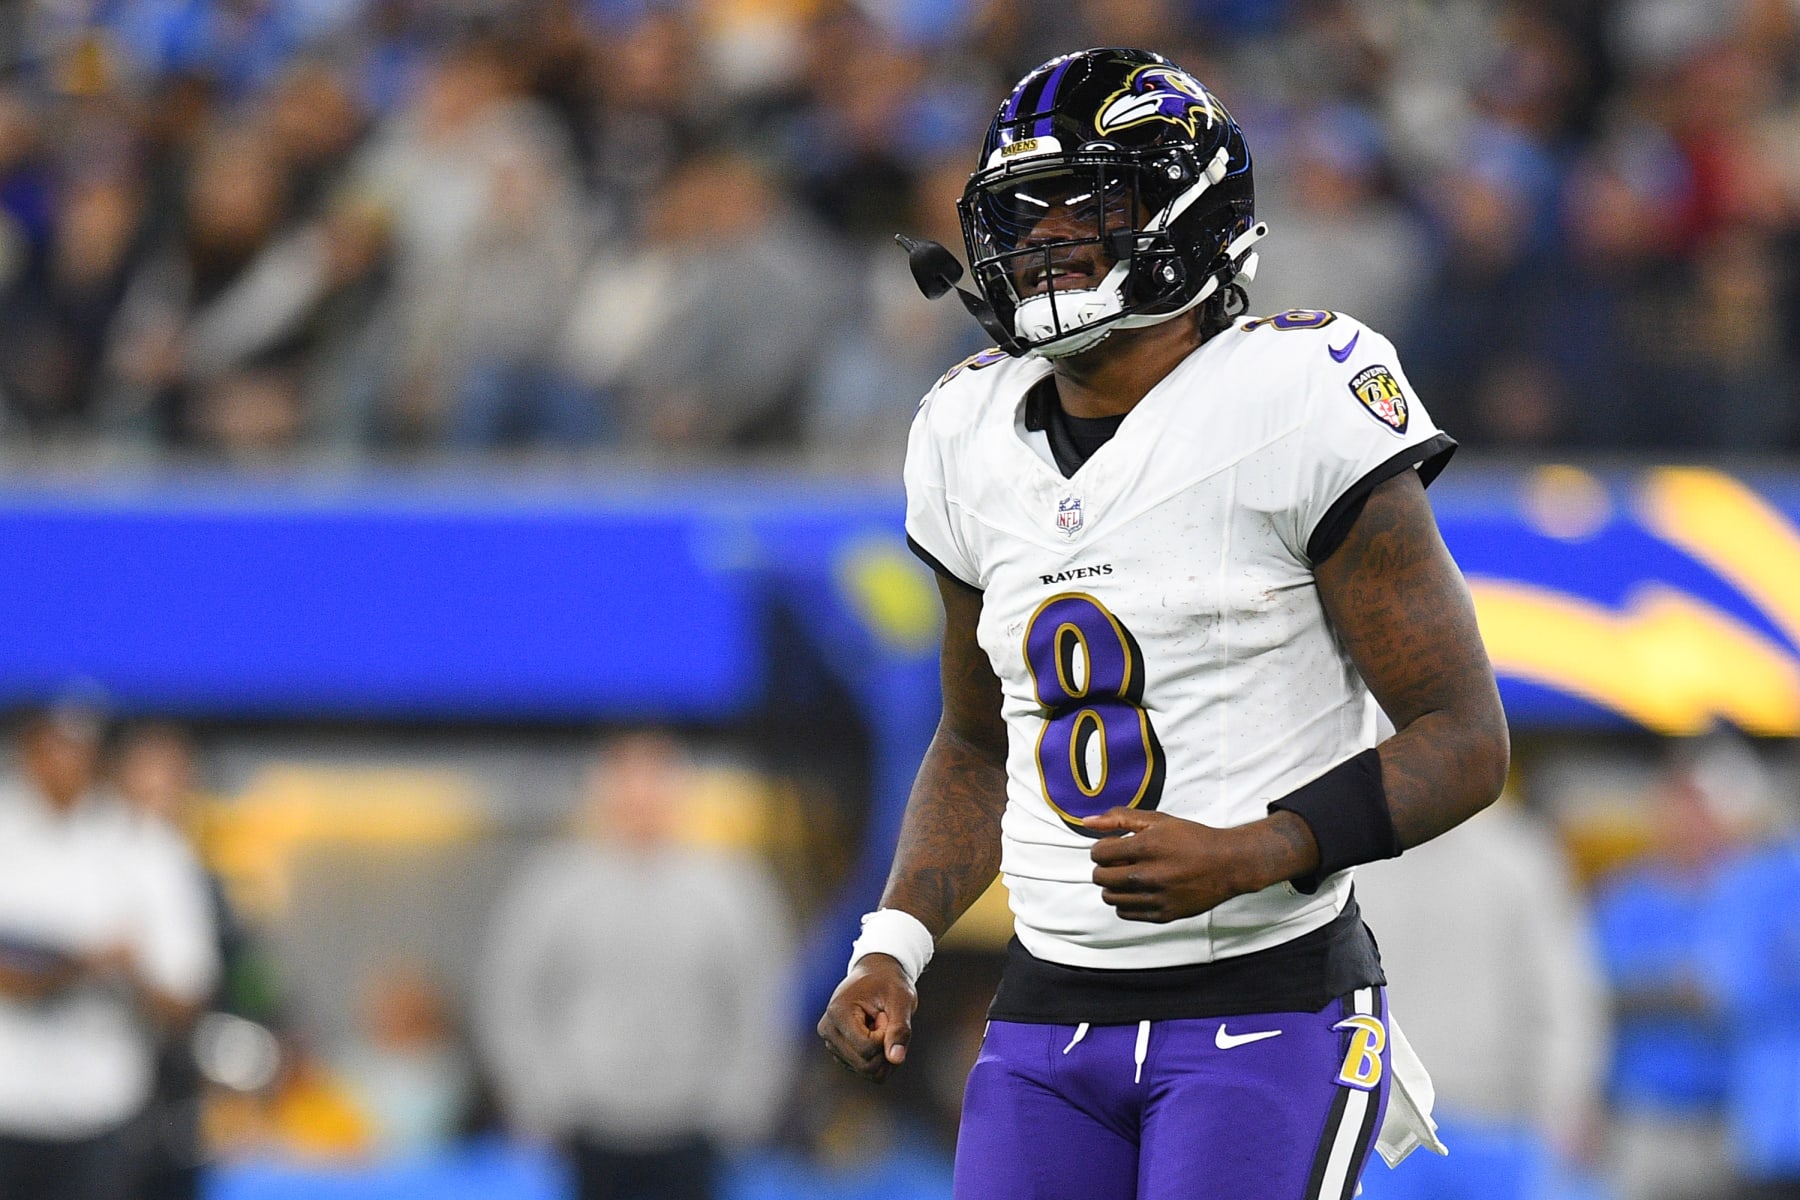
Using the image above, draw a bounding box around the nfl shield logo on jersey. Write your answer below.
[1055,495,1084,538]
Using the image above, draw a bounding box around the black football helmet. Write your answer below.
[939,47,1265,359]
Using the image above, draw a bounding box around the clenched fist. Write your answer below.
[817,953,917,1083]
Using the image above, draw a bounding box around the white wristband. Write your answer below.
[847,908,935,985]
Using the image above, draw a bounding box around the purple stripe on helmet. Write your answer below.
[1030,57,1076,136]
[1002,74,1032,121]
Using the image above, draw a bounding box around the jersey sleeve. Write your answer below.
[902,391,982,590]
[1288,322,1456,565]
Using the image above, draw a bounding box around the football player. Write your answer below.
[817,47,1510,1200]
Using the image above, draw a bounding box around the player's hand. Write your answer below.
[1085,808,1291,922]
[817,954,917,1083]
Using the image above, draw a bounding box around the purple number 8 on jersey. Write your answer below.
[1023,593,1166,834]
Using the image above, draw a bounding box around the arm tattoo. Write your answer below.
[880,576,1010,938]
[880,728,1009,936]
[1316,471,1510,850]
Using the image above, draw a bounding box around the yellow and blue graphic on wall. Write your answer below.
[1456,466,1800,735]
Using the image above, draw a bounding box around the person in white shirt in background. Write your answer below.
[477,730,797,1200]
[0,702,220,1200]
[1355,791,1611,1197]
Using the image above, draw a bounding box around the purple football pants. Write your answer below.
[953,987,1391,1200]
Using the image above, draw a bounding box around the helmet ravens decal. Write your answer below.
[1096,66,1227,139]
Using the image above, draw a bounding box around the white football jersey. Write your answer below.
[904,310,1454,970]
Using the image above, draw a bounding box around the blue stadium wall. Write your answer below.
[5,464,1799,1012]
[4,464,1797,734]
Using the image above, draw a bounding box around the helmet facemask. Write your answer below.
[961,147,1261,359]
[964,162,1148,357]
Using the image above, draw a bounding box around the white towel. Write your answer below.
[1374,1009,1449,1167]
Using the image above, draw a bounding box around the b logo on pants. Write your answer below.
[1331,1015,1385,1091]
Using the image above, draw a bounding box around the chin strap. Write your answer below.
[1149,146,1232,235]
[1109,219,1269,334]
[1223,222,1269,272]
[1201,220,1269,299]
[1015,257,1134,358]
[1022,218,1269,359]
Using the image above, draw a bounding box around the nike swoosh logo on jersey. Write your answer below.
[1215,1024,1284,1049]
[1328,331,1360,362]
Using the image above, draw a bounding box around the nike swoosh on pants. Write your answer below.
[1215,1024,1284,1049]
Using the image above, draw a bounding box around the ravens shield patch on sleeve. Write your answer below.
[1349,365,1409,434]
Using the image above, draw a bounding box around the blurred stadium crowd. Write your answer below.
[0,0,1796,464]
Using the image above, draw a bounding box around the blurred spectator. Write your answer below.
[259,62,369,221]
[477,730,797,1200]
[787,18,930,242]
[126,73,224,262]
[1694,781,1800,1196]
[114,723,281,1027]
[1356,797,1612,1199]
[1400,123,1563,446]
[0,166,143,439]
[114,722,212,1200]
[0,87,77,435]
[0,704,219,1200]
[1593,741,1773,1200]
[584,12,706,225]
[1477,6,1587,147]
[439,118,595,449]
[0,0,1788,461]
[560,151,842,449]
[805,155,988,469]
[1540,122,1691,449]
[113,721,286,1200]
[1249,103,1427,331]
[335,961,474,1159]
[349,34,595,448]
[99,125,315,448]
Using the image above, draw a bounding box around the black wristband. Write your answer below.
[1267,748,1398,894]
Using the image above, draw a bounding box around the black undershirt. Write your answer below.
[989,895,1386,1024]
[1024,378,1125,478]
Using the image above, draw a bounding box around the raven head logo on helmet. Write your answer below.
[1095,65,1229,139]
[894,48,1267,361]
